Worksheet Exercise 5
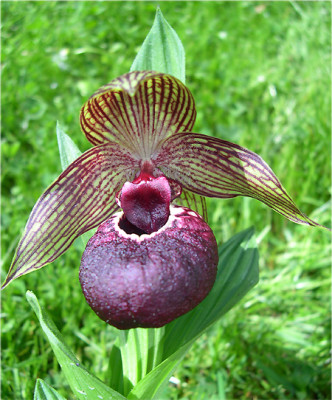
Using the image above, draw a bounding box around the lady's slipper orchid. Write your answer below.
[3,71,324,328]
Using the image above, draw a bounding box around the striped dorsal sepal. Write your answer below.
[80,71,196,160]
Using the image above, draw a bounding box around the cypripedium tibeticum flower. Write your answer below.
[3,71,324,329]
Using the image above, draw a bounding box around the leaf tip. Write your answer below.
[26,290,38,312]
[26,289,35,299]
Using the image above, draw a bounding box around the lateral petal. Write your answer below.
[155,132,325,228]
[2,143,138,288]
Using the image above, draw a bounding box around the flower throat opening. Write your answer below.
[118,214,148,236]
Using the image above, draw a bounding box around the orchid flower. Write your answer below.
[3,71,323,329]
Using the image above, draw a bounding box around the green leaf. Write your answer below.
[34,379,67,400]
[128,228,259,399]
[127,341,192,400]
[106,343,124,395]
[56,122,82,170]
[130,8,185,83]
[119,327,165,396]
[26,291,127,400]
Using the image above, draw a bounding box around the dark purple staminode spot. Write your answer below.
[119,176,171,234]
[79,174,218,329]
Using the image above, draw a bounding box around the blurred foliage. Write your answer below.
[1,2,330,399]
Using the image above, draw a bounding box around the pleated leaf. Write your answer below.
[128,341,193,400]
[2,143,138,289]
[80,72,196,159]
[156,132,324,227]
[34,379,67,400]
[119,327,165,396]
[27,292,126,400]
[130,7,186,83]
[106,343,124,395]
[56,122,82,170]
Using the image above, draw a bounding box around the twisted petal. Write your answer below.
[80,71,196,159]
[2,143,138,289]
[155,132,323,227]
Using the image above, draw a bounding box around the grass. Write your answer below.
[1,2,331,399]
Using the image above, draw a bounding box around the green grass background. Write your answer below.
[1,1,331,399]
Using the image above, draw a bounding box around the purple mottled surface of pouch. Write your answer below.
[79,205,218,329]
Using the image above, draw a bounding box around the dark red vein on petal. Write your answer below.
[5,143,138,286]
[156,132,320,227]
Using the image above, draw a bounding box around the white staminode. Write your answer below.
[113,205,200,243]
